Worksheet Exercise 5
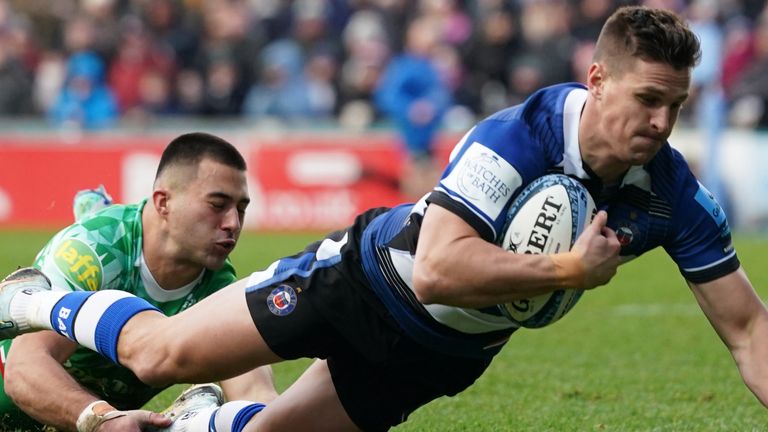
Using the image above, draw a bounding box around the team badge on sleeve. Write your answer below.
[267,284,298,316]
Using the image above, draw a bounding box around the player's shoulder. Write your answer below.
[79,201,142,223]
[476,83,584,156]
[486,83,583,123]
[201,259,238,291]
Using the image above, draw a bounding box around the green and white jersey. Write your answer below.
[30,200,237,408]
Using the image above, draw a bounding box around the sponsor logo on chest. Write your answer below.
[54,239,103,291]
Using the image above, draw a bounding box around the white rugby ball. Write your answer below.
[498,174,595,328]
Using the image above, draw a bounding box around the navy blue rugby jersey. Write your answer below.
[360,82,739,359]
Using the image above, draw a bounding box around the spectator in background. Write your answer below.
[173,67,205,115]
[201,52,243,116]
[78,0,120,65]
[243,39,314,122]
[48,51,118,130]
[729,7,768,128]
[32,51,66,114]
[419,0,472,47]
[687,0,732,221]
[375,15,451,199]
[572,0,615,41]
[108,15,175,121]
[461,3,519,116]
[0,28,33,115]
[337,8,390,130]
[195,0,257,116]
[720,16,754,99]
[140,0,200,71]
[507,0,576,105]
[303,46,340,121]
[5,0,768,134]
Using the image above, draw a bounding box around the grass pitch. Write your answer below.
[1,229,766,431]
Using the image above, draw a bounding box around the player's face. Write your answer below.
[169,159,250,270]
[593,58,690,165]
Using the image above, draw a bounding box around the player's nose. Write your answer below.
[221,206,242,233]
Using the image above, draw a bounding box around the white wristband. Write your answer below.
[76,400,127,432]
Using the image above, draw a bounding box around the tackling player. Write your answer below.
[0,133,277,431]
[1,6,768,431]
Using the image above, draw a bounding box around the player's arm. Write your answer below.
[412,203,621,308]
[688,267,768,408]
[5,331,171,431]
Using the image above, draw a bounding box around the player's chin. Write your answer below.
[204,256,228,271]
[628,147,660,165]
[204,248,231,269]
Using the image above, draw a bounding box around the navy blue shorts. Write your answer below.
[245,209,492,430]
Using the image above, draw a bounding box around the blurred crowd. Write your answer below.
[0,0,767,131]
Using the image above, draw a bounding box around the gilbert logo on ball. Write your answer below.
[498,174,595,328]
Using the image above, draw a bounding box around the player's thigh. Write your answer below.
[250,359,360,432]
[124,279,283,382]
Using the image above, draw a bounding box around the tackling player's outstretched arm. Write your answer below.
[412,204,621,308]
[5,331,170,431]
[688,267,768,407]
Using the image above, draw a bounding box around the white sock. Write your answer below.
[174,405,219,432]
[9,290,66,332]
[10,288,159,364]
[169,401,265,432]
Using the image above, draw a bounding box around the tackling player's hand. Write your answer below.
[570,210,621,289]
[91,409,171,432]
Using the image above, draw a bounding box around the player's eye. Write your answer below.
[210,202,226,211]
[637,95,657,106]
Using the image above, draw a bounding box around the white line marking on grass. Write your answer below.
[611,303,700,317]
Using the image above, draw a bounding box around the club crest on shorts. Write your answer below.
[267,284,297,316]
[616,222,637,247]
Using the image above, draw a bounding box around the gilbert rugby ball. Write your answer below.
[498,174,595,328]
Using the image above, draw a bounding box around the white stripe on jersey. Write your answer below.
[316,232,348,260]
[424,303,518,333]
[387,247,517,334]
[562,88,589,179]
[682,250,737,273]
[246,261,280,288]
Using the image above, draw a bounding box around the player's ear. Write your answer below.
[152,189,171,216]
[587,62,605,99]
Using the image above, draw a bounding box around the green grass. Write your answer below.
[2,230,767,430]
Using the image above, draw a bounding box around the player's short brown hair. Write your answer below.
[593,6,701,75]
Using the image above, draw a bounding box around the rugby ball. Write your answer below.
[498,174,595,328]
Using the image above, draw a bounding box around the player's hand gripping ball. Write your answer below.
[498,174,596,328]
